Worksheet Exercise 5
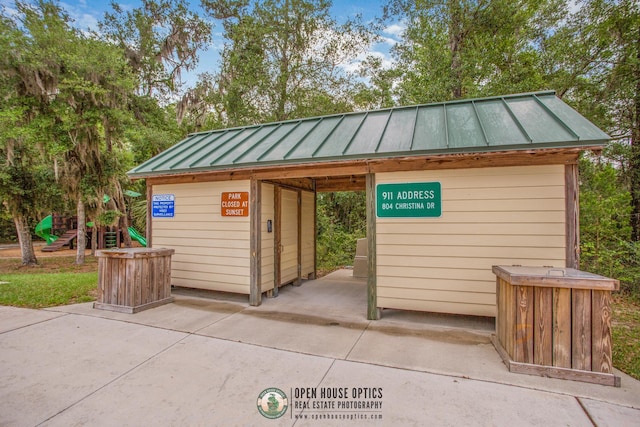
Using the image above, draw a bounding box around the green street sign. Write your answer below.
[376,182,442,218]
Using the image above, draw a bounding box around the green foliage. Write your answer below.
[202,0,373,125]
[129,196,148,235]
[316,192,366,271]
[100,0,212,98]
[384,0,564,103]
[579,155,640,297]
[96,210,123,227]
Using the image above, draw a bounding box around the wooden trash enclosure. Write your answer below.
[492,265,620,387]
[94,248,175,314]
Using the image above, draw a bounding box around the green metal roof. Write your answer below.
[129,91,609,178]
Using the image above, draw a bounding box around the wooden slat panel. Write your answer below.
[496,278,504,348]
[552,288,572,368]
[534,287,553,366]
[572,289,592,370]
[505,277,516,359]
[515,285,534,364]
[592,290,613,374]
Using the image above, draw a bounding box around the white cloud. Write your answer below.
[383,23,405,38]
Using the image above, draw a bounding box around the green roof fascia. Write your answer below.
[128,140,605,180]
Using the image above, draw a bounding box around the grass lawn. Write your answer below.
[0,256,98,308]
[612,295,640,381]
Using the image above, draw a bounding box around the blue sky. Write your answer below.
[1,0,402,88]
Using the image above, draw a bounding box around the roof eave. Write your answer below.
[128,143,605,181]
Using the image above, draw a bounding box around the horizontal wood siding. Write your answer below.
[261,183,275,291]
[152,181,251,294]
[301,190,315,277]
[376,165,566,317]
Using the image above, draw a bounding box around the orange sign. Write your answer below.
[221,192,249,217]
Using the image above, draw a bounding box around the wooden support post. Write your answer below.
[273,185,281,297]
[311,182,317,280]
[366,173,379,320]
[250,179,262,306]
[294,189,302,286]
[565,164,579,268]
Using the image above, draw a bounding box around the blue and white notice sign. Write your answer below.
[152,194,175,218]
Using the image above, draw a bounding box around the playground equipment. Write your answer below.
[34,215,58,245]
[128,227,147,247]
[35,208,147,251]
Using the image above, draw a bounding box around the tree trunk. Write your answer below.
[91,224,98,255]
[117,191,133,248]
[14,214,37,266]
[76,198,86,265]
[448,1,464,99]
[630,30,640,241]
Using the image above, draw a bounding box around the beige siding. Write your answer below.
[301,190,315,276]
[376,165,566,317]
[152,181,251,294]
[261,183,275,291]
[280,189,299,283]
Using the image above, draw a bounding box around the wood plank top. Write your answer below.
[96,248,175,259]
[492,265,619,291]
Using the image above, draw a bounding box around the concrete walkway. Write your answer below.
[1,270,639,426]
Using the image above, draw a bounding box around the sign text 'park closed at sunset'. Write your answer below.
[221,192,249,217]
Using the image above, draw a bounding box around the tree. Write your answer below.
[201,0,373,125]
[0,2,65,265]
[546,1,640,240]
[579,153,640,295]
[1,1,138,264]
[384,0,565,103]
[100,0,212,99]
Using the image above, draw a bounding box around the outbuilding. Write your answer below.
[128,91,609,320]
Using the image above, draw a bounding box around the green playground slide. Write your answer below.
[128,226,147,247]
[35,215,58,245]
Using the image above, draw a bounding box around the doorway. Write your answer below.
[269,185,316,296]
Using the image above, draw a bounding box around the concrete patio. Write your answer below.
[1,269,638,426]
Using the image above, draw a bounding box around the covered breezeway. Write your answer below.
[129,91,609,321]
